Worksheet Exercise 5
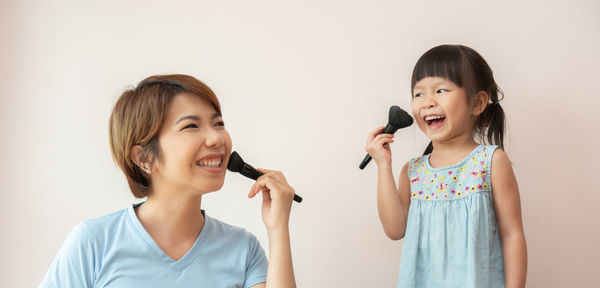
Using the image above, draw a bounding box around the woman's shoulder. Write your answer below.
[59,206,133,250]
[80,207,130,235]
[205,214,256,240]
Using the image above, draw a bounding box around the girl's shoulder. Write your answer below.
[407,154,427,170]
[407,144,501,174]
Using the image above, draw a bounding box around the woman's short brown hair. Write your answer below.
[108,74,221,198]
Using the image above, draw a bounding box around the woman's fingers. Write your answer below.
[248,169,295,204]
[248,169,295,231]
[249,181,260,198]
[257,168,288,185]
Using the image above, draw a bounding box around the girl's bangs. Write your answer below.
[411,46,466,91]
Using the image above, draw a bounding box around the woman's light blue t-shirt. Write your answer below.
[39,203,268,288]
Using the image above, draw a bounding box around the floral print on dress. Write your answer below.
[407,145,496,201]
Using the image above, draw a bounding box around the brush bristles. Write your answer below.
[227,151,245,172]
[389,105,414,128]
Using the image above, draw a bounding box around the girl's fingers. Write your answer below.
[367,126,386,142]
[372,133,394,143]
[367,134,393,145]
[368,134,394,149]
[376,136,395,144]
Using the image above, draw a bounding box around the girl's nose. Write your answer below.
[423,95,437,108]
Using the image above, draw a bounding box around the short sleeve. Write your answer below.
[243,233,268,288]
[38,222,96,288]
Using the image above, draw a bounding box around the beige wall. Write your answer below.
[1,0,599,287]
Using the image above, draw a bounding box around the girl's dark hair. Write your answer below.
[411,44,505,155]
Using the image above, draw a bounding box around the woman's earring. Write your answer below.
[143,166,151,173]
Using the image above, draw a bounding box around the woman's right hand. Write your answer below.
[248,168,295,232]
[365,126,394,166]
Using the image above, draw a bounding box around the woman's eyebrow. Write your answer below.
[175,112,222,125]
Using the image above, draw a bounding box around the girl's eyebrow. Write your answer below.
[175,112,222,125]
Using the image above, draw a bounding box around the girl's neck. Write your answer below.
[134,184,205,243]
[429,136,480,168]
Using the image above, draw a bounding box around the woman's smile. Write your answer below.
[195,153,226,174]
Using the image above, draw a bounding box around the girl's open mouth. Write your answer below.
[424,115,446,130]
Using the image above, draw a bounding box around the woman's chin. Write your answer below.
[195,181,225,195]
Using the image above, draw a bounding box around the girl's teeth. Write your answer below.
[425,115,444,121]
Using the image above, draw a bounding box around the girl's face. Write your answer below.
[412,77,476,143]
[153,92,232,196]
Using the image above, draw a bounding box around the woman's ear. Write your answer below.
[472,91,489,116]
[130,145,153,174]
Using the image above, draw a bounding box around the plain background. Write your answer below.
[1,0,599,287]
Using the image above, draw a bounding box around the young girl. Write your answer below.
[39,74,296,287]
[365,45,527,288]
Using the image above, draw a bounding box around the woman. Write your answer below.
[39,74,297,288]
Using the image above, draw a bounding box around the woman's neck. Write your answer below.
[134,185,205,244]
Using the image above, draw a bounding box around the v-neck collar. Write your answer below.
[127,202,210,272]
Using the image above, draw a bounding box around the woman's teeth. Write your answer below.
[196,159,222,168]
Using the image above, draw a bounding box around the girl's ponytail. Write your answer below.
[423,141,433,155]
[482,102,505,149]
[475,81,505,150]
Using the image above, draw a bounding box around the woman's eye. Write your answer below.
[183,123,198,130]
[437,89,448,93]
[215,121,225,127]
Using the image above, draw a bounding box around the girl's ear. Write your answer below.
[472,91,489,116]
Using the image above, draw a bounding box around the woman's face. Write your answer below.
[153,92,232,196]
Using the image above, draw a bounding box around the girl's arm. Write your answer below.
[377,161,410,240]
[365,126,410,240]
[491,149,528,288]
[249,169,297,288]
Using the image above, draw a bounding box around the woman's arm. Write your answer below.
[365,126,410,240]
[491,149,528,288]
[248,169,296,288]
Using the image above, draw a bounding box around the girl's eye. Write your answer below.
[215,121,225,127]
[183,123,198,130]
[437,89,448,93]
[414,93,424,98]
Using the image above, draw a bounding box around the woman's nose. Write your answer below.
[204,128,225,147]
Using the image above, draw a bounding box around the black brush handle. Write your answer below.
[239,163,302,203]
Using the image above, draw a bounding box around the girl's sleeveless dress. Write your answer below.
[397,145,505,288]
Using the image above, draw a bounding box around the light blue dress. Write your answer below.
[397,145,505,288]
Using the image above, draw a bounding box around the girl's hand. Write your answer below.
[248,169,295,232]
[365,126,394,166]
